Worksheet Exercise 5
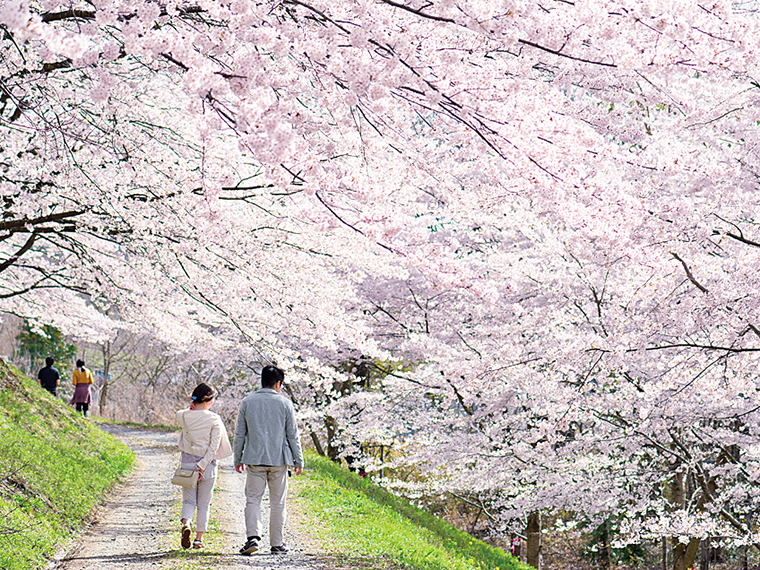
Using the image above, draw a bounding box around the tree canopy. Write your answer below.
[3,0,760,563]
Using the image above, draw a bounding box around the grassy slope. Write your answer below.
[0,359,134,570]
[294,451,533,570]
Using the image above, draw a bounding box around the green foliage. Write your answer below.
[583,517,647,566]
[16,321,77,375]
[0,360,134,570]
[296,452,531,570]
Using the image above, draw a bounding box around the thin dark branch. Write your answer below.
[0,232,37,273]
[517,39,617,67]
[445,377,473,416]
[314,192,400,255]
[726,231,760,248]
[670,252,709,293]
[646,343,760,353]
[376,0,456,23]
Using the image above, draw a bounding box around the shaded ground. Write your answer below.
[49,425,335,570]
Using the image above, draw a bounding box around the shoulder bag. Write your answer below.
[171,467,200,487]
[172,412,199,487]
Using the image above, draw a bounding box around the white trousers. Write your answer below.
[180,461,217,532]
[244,465,288,547]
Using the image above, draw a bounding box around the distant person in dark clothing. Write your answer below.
[71,359,93,417]
[38,357,60,396]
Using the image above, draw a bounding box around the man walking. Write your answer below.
[38,357,60,396]
[233,365,303,555]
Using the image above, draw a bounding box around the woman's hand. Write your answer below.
[195,467,204,480]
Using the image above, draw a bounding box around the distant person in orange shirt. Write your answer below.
[71,359,93,417]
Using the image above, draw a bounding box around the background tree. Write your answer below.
[14,321,76,377]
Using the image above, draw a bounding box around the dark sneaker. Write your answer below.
[271,544,289,554]
[181,524,191,549]
[239,537,260,555]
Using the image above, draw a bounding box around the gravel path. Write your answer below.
[51,425,331,570]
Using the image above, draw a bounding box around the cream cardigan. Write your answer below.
[177,409,233,471]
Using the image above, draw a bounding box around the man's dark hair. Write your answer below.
[76,359,85,368]
[261,365,284,388]
[45,356,55,367]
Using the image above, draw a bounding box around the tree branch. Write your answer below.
[646,343,760,353]
[0,210,84,232]
[726,231,760,248]
[670,252,709,293]
[517,39,617,68]
[445,377,473,416]
[376,0,456,23]
[0,232,37,274]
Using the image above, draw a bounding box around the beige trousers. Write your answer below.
[244,465,288,547]
[180,460,218,532]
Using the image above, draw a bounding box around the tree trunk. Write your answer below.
[281,383,324,456]
[671,468,685,509]
[599,519,611,569]
[672,537,701,570]
[310,431,325,456]
[325,416,339,461]
[669,468,702,570]
[526,511,541,570]
[699,539,709,570]
[99,341,111,416]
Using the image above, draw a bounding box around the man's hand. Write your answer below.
[235,464,246,474]
[293,466,303,476]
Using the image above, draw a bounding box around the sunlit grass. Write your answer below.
[295,451,532,570]
[0,361,134,570]
[94,416,180,432]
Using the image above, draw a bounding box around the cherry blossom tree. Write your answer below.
[4,1,760,568]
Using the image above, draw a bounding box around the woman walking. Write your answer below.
[71,359,93,417]
[177,382,232,549]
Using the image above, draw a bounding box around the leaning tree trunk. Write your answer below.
[526,511,542,570]
[325,416,340,461]
[670,468,701,570]
[99,341,111,416]
[281,384,327,456]
[673,537,701,570]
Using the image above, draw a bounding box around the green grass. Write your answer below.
[0,360,134,570]
[295,451,532,570]
[93,416,180,432]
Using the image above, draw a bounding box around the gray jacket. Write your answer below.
[233,388,304,468]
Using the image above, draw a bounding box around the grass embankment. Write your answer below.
[0,360,134,570]
[296,451,532,570]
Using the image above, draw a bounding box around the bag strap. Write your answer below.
[178,412,188,463]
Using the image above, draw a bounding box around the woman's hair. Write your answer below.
[76,359,85,368]
[191,382,218,404]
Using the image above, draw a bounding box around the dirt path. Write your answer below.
[51,425,330,570]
